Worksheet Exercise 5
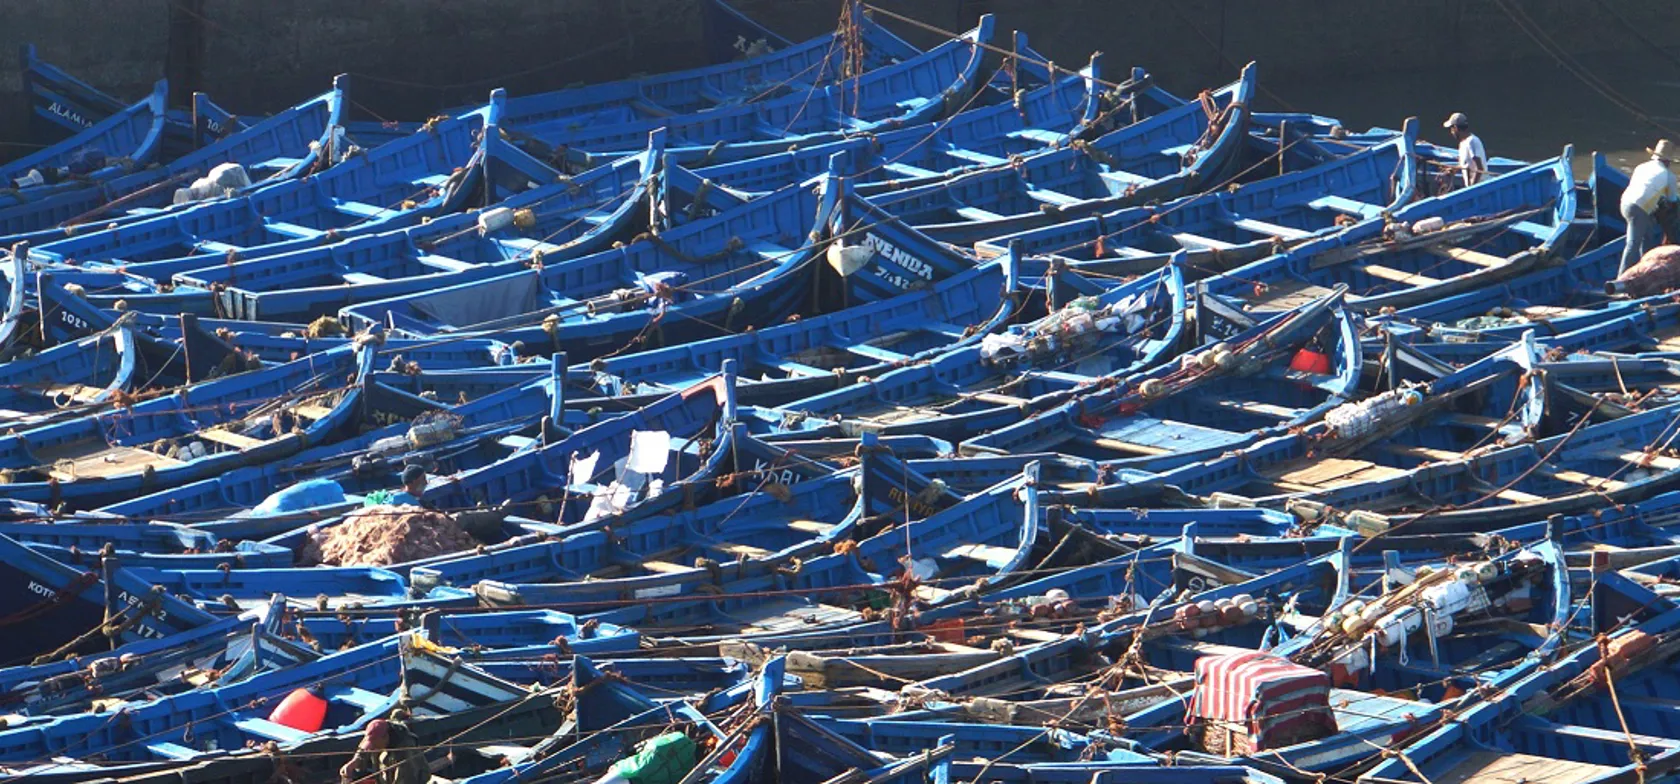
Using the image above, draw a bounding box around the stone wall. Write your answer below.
[2,0,1675,161]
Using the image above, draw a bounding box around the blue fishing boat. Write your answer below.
[0,320,140,423]
[969,118,1420,279]
[0,79,169,207]
[960,286,1359,476]
[571,244,1023,409]
[687,50,1115,194]
[339,156,974,361]
[0,341,374,508]
[1203,149,1584,315]
[754,258,1186,442]
[1189,399,1680,535]
[87,356,578,539]
[0,532,217,665]
[543,15,998,172]
[169,130,665,321]
[0,520,292,569]
[18,44,246,158]
[26,92,506,282]
[859,62,1259,247]
[0,75,347,244]
[0,632,534,769]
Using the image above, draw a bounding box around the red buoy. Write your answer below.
[1289,349,1331,375]
[269,688,328,733]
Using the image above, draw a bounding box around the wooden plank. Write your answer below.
[1206,398,1304,419]
[1542,468,1628,492]
[968,391,1029,406]
[943,543,1016,564]
[1358,263,1441,286]
[716,542,772,558]
[41,384,104,404]
[1273,458,1410,490]
[198,429,267,449]
[641,561,690,574]
[1494,488,1547,504]
[1024,188,1083,207]
[787,520,835,535]
[1307,194,1383,218]
[1444,413,1501,429]
[292,403,335,421]
[1173,232,1237,251]
[1427,245,1505,268]
[953,206,1007,223]
[1434,751,1613,784]
[1231,218,1311,240]
[1088,437,1171,456]
[48,446,186,481]
[1246,279,1335,309]
[1612,450,1680,471]
[1380,444,1464,462]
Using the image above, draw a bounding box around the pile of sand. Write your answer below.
[300,505,477,567]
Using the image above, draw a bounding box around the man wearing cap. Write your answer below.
[1443,113,1487,188]
[363,464,430,508]
[1620,139,1680,273]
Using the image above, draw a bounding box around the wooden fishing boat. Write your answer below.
[967,117,1419,280]
[753,258,1186,442]
[26,92,505,282]
[88,356,579,538]
[687,50,1115,194]
[542,16,998,172]
[861,62,1258,247]
[0,531,218,666]
[1194,399,1680,536]
[459,434,946,613]
[0,75,346,245]
[165,131,664,321]
[0,79,169,208]
[1356,574,1679,784]
[0,632,536,772]
[0,341,374,508]
[0,520,292,569]
[0,320,141,424]
[339,157,973,362]
[1203,149,1586,315]
[959,286,1360,477]
[19,44,246,157]
[568,245,1023,411]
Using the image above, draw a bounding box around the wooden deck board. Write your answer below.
[1246,280,1336,310]
[199,429,267,449]
[1273,457,1408,489]
[1427,245,1505,269]
[1433,751,1613,784]
[46,445,187,481]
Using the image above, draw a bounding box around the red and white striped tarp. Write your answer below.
[1189,651,1333,728]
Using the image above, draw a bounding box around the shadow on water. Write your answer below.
[1257,51,1680,173]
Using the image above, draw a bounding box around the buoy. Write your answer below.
[268,688,328,733]
[1289,349,1331,374]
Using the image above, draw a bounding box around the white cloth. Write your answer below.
[1457,134,1487,187]
[1622,158,1680,214]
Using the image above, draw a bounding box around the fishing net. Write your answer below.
[1613,244,1680,297]
[300,504,477,567]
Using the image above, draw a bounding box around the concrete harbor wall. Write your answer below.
[2,0,1676,161]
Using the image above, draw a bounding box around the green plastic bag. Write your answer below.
[607,732,697,784]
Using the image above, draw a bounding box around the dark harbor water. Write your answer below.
[1256,51,1680,174]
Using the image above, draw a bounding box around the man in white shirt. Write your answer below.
[1443,113,1487,188]
[1620,139,1680,273]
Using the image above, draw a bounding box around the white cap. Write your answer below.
[1443,112,1470,129]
